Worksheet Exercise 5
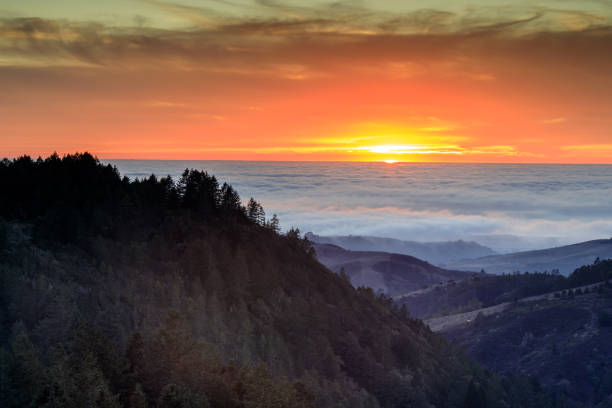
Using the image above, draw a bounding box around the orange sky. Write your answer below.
[1,1,611,163]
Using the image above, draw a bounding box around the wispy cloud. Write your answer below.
[561,144,612,152]
[540,117,568,124]
[1,2,611,69]
[1,1,612,162]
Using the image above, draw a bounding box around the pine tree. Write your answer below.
[247,198,257,222]
[220,183,242,212]
[267,214,280,233]
[246,198,265,225]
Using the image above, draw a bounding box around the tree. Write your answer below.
[219,183,242,213]
[266,214,280,233]
[246,198,265,225]
[398,304,411,322]
[41,347,120,408]
[286,227,301,240]
[178,169,219,214]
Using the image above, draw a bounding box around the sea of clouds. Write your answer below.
[107,160,612,253]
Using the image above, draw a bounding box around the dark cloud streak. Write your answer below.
[1,3,611,76]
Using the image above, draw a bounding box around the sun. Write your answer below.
[383,159,399,164]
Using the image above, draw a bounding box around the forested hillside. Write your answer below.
[0,153,569,407]
[445,283,612,407]
[399,262,612,319]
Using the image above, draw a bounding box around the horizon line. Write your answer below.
[3,153,612,166]
[101,158,612,166]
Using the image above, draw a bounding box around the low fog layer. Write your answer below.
[110,160,612,253]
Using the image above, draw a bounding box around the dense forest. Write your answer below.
[445,280,612,406]
[0,153,573,407]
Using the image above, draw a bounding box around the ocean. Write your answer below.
[105,160,612,253]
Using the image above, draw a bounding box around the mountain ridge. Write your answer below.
[312,243,475,296]
[445,239,612,275]
[305,233,496,264]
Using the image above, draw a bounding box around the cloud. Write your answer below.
[1,3,611,72]
[106,160,612,251]
[540,117,567,124]
[561,144,612,155]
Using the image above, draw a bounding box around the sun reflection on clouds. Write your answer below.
[355,144,464,155]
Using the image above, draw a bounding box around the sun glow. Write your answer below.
[354,144,465,155]
[383,159,399,164]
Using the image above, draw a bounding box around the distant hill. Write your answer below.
[397,272,565,319]
[444,286,612,406]
[398,259,612,319]
[313,243,475,296]
[405,260,612,405]
[306,233,496,264]
[445,239,612,275]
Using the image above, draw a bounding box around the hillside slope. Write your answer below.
[313,243,474,296]
[0,153,566,408]
[445,240,612,275]
[398,259,612,319]
[444,288,612,406]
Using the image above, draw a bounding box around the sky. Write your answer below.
[1,0,612,162]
